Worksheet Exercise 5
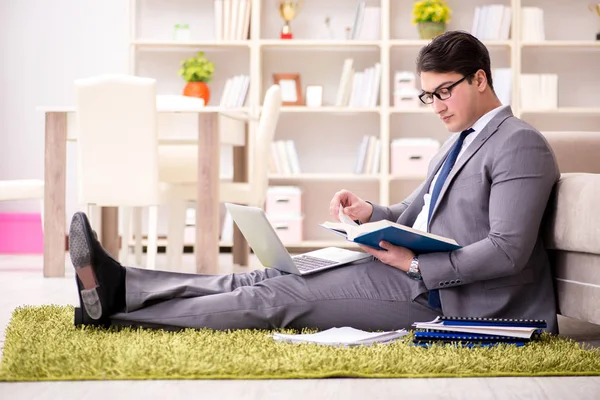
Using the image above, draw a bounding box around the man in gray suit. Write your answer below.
[70,31,560,333]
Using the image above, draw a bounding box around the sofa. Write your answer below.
[541,131,600,327]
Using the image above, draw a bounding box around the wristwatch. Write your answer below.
[407,256,422,280]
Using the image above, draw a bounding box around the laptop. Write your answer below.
[225,203,372,275]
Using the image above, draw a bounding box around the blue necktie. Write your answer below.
[427,128,474,310]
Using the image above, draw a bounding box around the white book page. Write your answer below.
[413,322,538,339]
[339,205,359,226]
[273,327,408,346]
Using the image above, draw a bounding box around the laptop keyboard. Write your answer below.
[293,255,339,272]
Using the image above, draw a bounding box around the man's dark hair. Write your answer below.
[416,30,494,91]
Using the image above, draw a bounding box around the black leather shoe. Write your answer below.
[69,212,126,327]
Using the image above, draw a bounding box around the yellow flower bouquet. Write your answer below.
[412,0,451,39]
[412,0,451,24]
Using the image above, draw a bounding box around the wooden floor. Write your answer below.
[1,253,599,400]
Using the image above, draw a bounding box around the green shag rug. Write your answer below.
[1,305,600,381]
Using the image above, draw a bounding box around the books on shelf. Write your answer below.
[335,59,354,106]
[493,68,512,106]
[269,140,301,175]
[220,74,250,108]
[273,326,408,346]
[214,0,251,41]
[349,2,381,40]
[335,59,381,108]
[520,74,558,110]
[319,218,461,253]
[412,316,547,347]
[471,5,512,41]
[521,7,545,41]
[354,135,381,174]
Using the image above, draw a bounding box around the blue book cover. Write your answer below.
[414,331,536,341]
[412,341,527,348]
[319,219,461,253]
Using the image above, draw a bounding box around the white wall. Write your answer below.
[0,0,129,217]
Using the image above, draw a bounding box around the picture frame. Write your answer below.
[305,85,323,107]
[273,73,303,105]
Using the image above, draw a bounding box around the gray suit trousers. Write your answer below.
[110,259,440,331]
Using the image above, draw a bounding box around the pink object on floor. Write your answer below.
[0,213,44,254]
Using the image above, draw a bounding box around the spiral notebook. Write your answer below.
[436,316,547,328]
[413,331,540,344]
[413,316,547,340]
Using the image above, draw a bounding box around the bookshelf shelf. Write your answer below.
[389,39,512,48]
[132,40,252,49]
[389,175,427,182]
[520,108,600,115]
[127,238,357,251]
[279,106,380,114]
[130,0,599,251]
[260,40,381,49]
[389,107,432,114]
[269,173,380,182]
[521,41,600,48]
[481,40,513,48]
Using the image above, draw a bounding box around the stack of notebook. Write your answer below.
[412,316,547,347]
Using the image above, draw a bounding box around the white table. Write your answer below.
[38,96,246,277]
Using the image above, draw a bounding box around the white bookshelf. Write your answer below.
[521,41,600,48]
[129,0,600,249]
[269,173,381,182]
[278,106,380,114]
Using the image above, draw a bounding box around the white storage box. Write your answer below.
[394,71,416,92]
[391,138,440,177]
[265,186,302,216]
[394,88,421,109]
[268,215,304,244]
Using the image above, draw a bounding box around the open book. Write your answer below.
[272,327,408,346]
[320,211,461,253]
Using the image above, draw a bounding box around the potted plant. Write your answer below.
[412,0,451,40]
[178,51,215,104]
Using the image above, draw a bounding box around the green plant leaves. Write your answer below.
[178,51,215,83]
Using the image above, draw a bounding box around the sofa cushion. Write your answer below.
[544,173,600,254]
[551,250,600,324]
[550,250,600,286]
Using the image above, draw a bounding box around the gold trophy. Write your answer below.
[279,0,303,39]
[590,3,600,40]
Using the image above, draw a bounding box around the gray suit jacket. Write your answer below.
[370,106,561,333]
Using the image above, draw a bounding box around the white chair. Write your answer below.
[75,74,166,269]
[159,85,283,269]
[0,180,45,228]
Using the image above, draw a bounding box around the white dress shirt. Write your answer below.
[411,105,508,232]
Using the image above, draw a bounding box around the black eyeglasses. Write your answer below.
[418,75,471,105]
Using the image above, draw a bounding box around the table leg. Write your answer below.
[101,207,120,260]
[43,112,67,277]
[196,113,220,274]
[232,124,250,266]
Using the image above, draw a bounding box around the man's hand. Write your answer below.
[329,189,374,223]
[358,241,415,272]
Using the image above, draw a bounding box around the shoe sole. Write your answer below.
[69,212,103,320]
